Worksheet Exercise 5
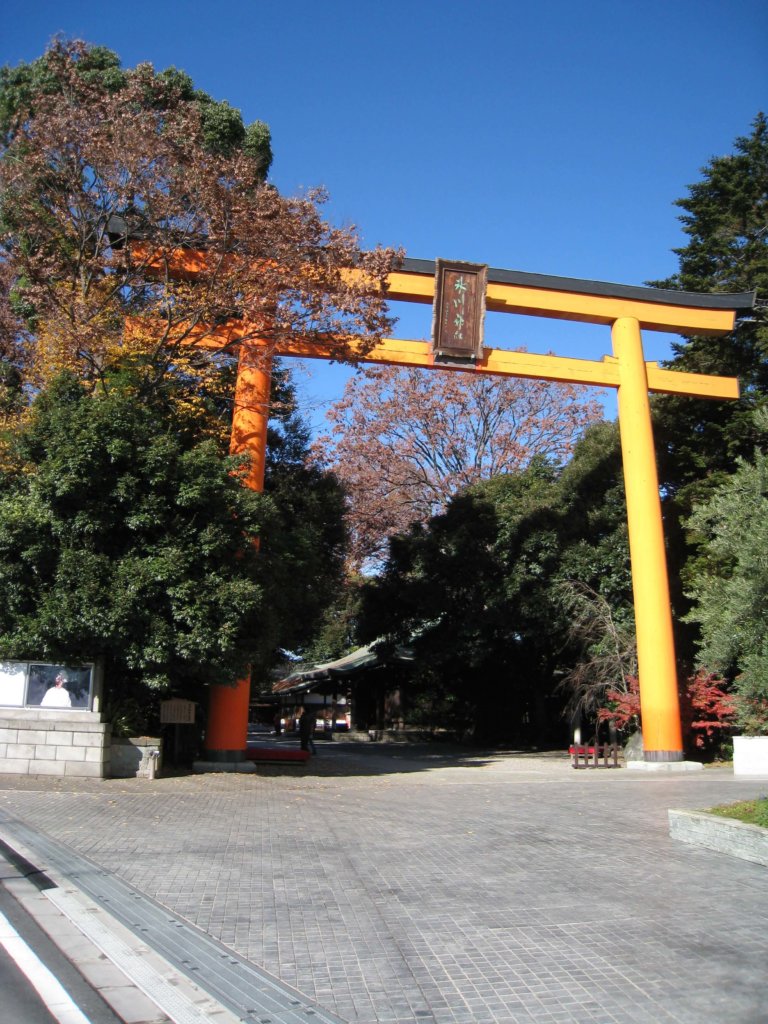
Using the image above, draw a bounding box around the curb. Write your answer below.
[0,817,347,1024]
[668,808,768,867]
[1,833,241,1024]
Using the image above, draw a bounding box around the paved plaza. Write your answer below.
[0,744,767,1024]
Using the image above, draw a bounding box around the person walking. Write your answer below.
[298,708,317,754]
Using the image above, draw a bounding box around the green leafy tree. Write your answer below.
[299,580,366,666]
[684,411,768,733]
[642,115,768,673]
[650,113,768,506]
[0,373,267,725]
[361,488,512,740]
[0,43,272,168]
[252,361,349,681]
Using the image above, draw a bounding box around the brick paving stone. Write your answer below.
[0,746,767,1023]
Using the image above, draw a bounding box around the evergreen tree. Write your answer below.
[0,373,266,727]
[644,115,768,669]
[650,113,768,505]
[0,43,273,168]
[253,362,349,682]
[684,411,768,733]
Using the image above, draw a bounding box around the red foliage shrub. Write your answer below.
[597,670,736,753]
[680,671,736,748]
[597,676,640,731]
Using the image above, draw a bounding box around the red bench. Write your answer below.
[569,744,620,769]
[245,746,310,763]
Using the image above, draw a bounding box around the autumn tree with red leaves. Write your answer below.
[0,41,398,421]
[317,364,604,564]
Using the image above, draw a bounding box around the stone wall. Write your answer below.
[669,809,768,868]
[0,708,110,778]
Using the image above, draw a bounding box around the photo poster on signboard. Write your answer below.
[29,664,93,709]
[0,662,95,709]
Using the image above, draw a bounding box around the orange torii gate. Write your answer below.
[150,254,752,766]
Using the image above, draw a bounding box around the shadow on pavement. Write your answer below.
[0,741,570,792]
[237,740,568,778]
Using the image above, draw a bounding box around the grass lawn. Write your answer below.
[707,796,768,828]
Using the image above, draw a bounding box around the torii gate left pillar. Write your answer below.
[202,341,272,762]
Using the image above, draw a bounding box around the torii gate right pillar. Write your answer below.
[613,316,683,759]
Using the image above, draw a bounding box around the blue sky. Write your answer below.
[4,0,767,425]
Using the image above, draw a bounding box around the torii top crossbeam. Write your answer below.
[390,257,754,333]
[172,255,751,399]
